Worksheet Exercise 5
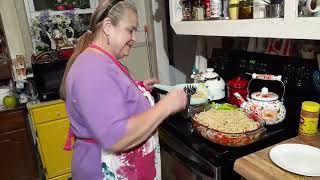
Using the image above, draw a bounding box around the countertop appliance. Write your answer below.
[155,49,319,180]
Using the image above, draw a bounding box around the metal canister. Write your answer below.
[210,0,222,17]
[299,101,320,137]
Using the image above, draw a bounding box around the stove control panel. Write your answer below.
[209,49,318,93]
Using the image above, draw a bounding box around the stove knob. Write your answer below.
[43,95,47,99]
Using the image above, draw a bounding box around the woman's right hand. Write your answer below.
[158,89,187,114]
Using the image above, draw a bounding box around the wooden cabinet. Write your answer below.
[28,100,72,180]
[0,63,11,80]
[0,107,39,180]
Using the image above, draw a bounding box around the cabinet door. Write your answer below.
[36,118,72,179]
[0,129,39,180]
[50,173,72,180]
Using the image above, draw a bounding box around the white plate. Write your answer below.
[269,143,320,176]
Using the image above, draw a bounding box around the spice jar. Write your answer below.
[204,0,212,18]
[299,101,320,137]
[229,0,240,19]
[210,0,222,18]
[222,0,230,18]
[194,1,205,20]
[239,0,253,19]
[182,0,193,21]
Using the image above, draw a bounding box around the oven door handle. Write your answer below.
[160,139,218,178]
[159,127,221,179]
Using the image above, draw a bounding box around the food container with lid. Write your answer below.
[299,101,320,137]
[200,68,226,101]
[227,76,248,106]
[233,73,286,125]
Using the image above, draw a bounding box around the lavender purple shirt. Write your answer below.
[65,51,150,179]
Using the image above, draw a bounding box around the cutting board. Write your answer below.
[234,134,320,180]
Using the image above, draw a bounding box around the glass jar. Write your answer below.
[182,1,193,21]
[299,101,320,137]
[229,0,240,19]
[222,0,230,18]
[253,5,266,19]
[210,0,222,17]
[205,1,212,18]
[194,2,205,20]
[239,0,253,19]
[265,3,284,18]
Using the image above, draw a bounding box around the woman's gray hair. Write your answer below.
[90,0,138,31]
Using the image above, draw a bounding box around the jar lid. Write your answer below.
[227,76,248,88]
[229,0,240,3]
[251,87,278,101]
[202,68,219,79]
[302,101,320,113]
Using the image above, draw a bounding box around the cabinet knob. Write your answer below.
[56,111,61,116]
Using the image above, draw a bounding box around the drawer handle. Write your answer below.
[56,111,61,116]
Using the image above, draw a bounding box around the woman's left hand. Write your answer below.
[143,79,160,91]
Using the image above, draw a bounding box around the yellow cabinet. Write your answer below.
[32,103,68,124]
[28,100,72,180]
[50,173,72,180]
[36,118,72,178]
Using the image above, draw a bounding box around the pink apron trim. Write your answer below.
[63,128,74,151]
[64,128,98,151]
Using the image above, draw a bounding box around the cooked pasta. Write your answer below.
[195,109,259,133]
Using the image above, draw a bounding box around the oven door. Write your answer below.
[159,128,221,180]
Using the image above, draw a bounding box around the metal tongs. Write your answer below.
[183,85,197,118]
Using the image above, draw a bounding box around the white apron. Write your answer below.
[101,85,161,180]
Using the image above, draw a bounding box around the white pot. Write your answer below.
[0,88,10,106]
[201,68,226,100]
[206,80,226,100]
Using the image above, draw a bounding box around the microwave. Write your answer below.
[32,57,67,101]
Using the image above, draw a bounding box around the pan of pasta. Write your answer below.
[192,109,267,147]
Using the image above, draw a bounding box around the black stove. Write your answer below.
[160,114,293,166]
[156,49,319,180]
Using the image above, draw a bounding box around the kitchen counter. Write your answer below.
[26,99,64,109]
[234,134,320,180]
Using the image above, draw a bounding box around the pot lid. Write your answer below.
[227,76,248,88]
[202,68,219,79]
[251,87,279,101]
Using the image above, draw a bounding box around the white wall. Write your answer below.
[151,0,172,84]
[0,0,26,61]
